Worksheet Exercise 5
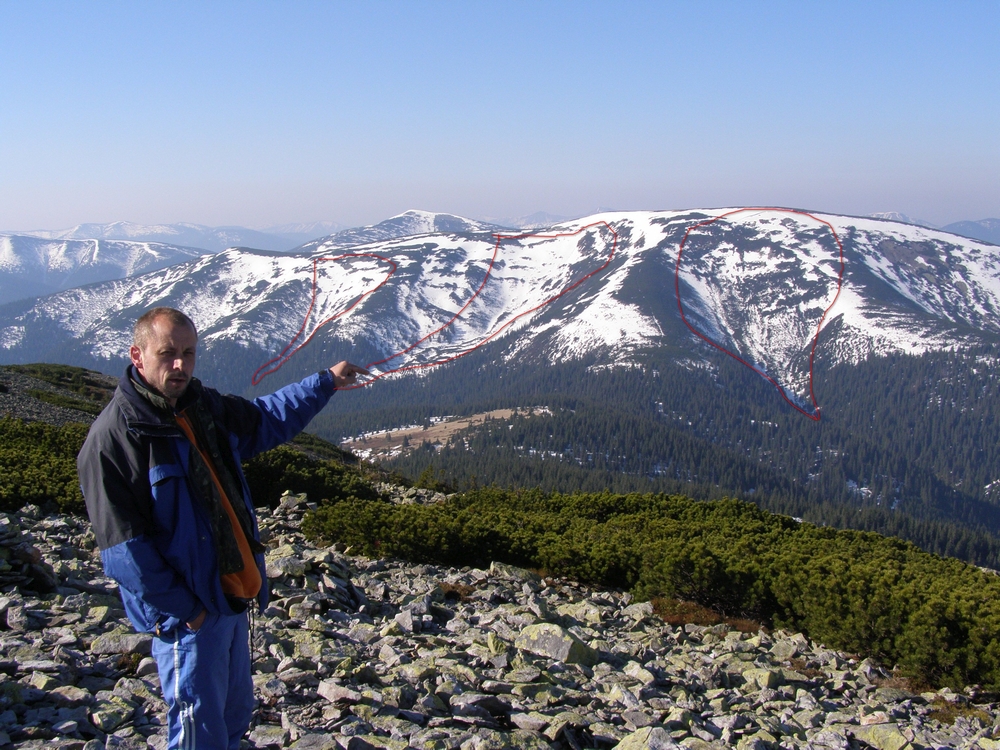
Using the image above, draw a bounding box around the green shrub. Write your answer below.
[8,364,112,408]
[414,464,453,493]
[302,487,1000,690]
[0,417,89,513]
[27,389,105,416]
[242,445,380,508]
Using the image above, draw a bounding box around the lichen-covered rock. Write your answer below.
[851,723,911,750]
[89,695,135,731]
[318,679,362,704]
[615,726,683,749]
[489,561,541,583]
[514,622,598,666]
[89,632,152,655]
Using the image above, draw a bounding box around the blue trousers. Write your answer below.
[152,611,253,750]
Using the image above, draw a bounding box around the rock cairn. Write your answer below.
[1,495,999,750]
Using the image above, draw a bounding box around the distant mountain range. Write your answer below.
[1,207,997,403]
[3,220,346,254]
[0,235,207,305]
[941,218,1000,246]
[1,212,584,256]
[868,213,1000,246]
[0,219,366,306]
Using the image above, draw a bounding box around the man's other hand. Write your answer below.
[330,361,371,389]
[187,609,207,631]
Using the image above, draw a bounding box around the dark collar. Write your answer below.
[115,365,203,437]
[129,371,173,412]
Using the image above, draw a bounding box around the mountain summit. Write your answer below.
[293,210,504,254]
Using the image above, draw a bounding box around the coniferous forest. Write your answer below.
[307,341,1000,567]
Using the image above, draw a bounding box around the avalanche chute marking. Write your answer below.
[252,222,618,388]
[675,207,845,421]
[250,253,397,386]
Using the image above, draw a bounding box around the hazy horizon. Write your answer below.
[5,207,996,240]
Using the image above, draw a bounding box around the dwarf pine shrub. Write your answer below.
[302,487,1000,690]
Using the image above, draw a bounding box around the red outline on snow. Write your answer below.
[251,253,397,386]
[675,207,845,421]
[252,222,618,389]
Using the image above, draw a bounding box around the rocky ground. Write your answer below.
[1,493,999,750]
[0,367,115,427]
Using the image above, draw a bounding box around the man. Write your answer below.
[78,307,369,750]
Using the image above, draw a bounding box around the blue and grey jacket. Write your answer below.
[78,366,336,634]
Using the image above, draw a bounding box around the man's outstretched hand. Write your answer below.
[330,361,371,389]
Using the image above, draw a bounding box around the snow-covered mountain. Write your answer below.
[0,235,208,305]
[674,209,1000,401]
[868,214,1000,246]
[1,208,997,408]
[293,210,503,254]
[7,221,329,254]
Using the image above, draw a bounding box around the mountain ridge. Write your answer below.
[0,234,208,305]
[4,219,345,254]
[941,218,1000,246]
[1,207,997,405]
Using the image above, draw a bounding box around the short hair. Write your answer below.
[133,307,198,349]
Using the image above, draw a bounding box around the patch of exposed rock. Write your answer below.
[1,493,999,749]
[371,483,450,506]
[0,367,116,427]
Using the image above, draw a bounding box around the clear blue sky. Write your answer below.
[1,1,997,230]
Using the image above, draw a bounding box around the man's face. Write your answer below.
[130,316,197,406]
